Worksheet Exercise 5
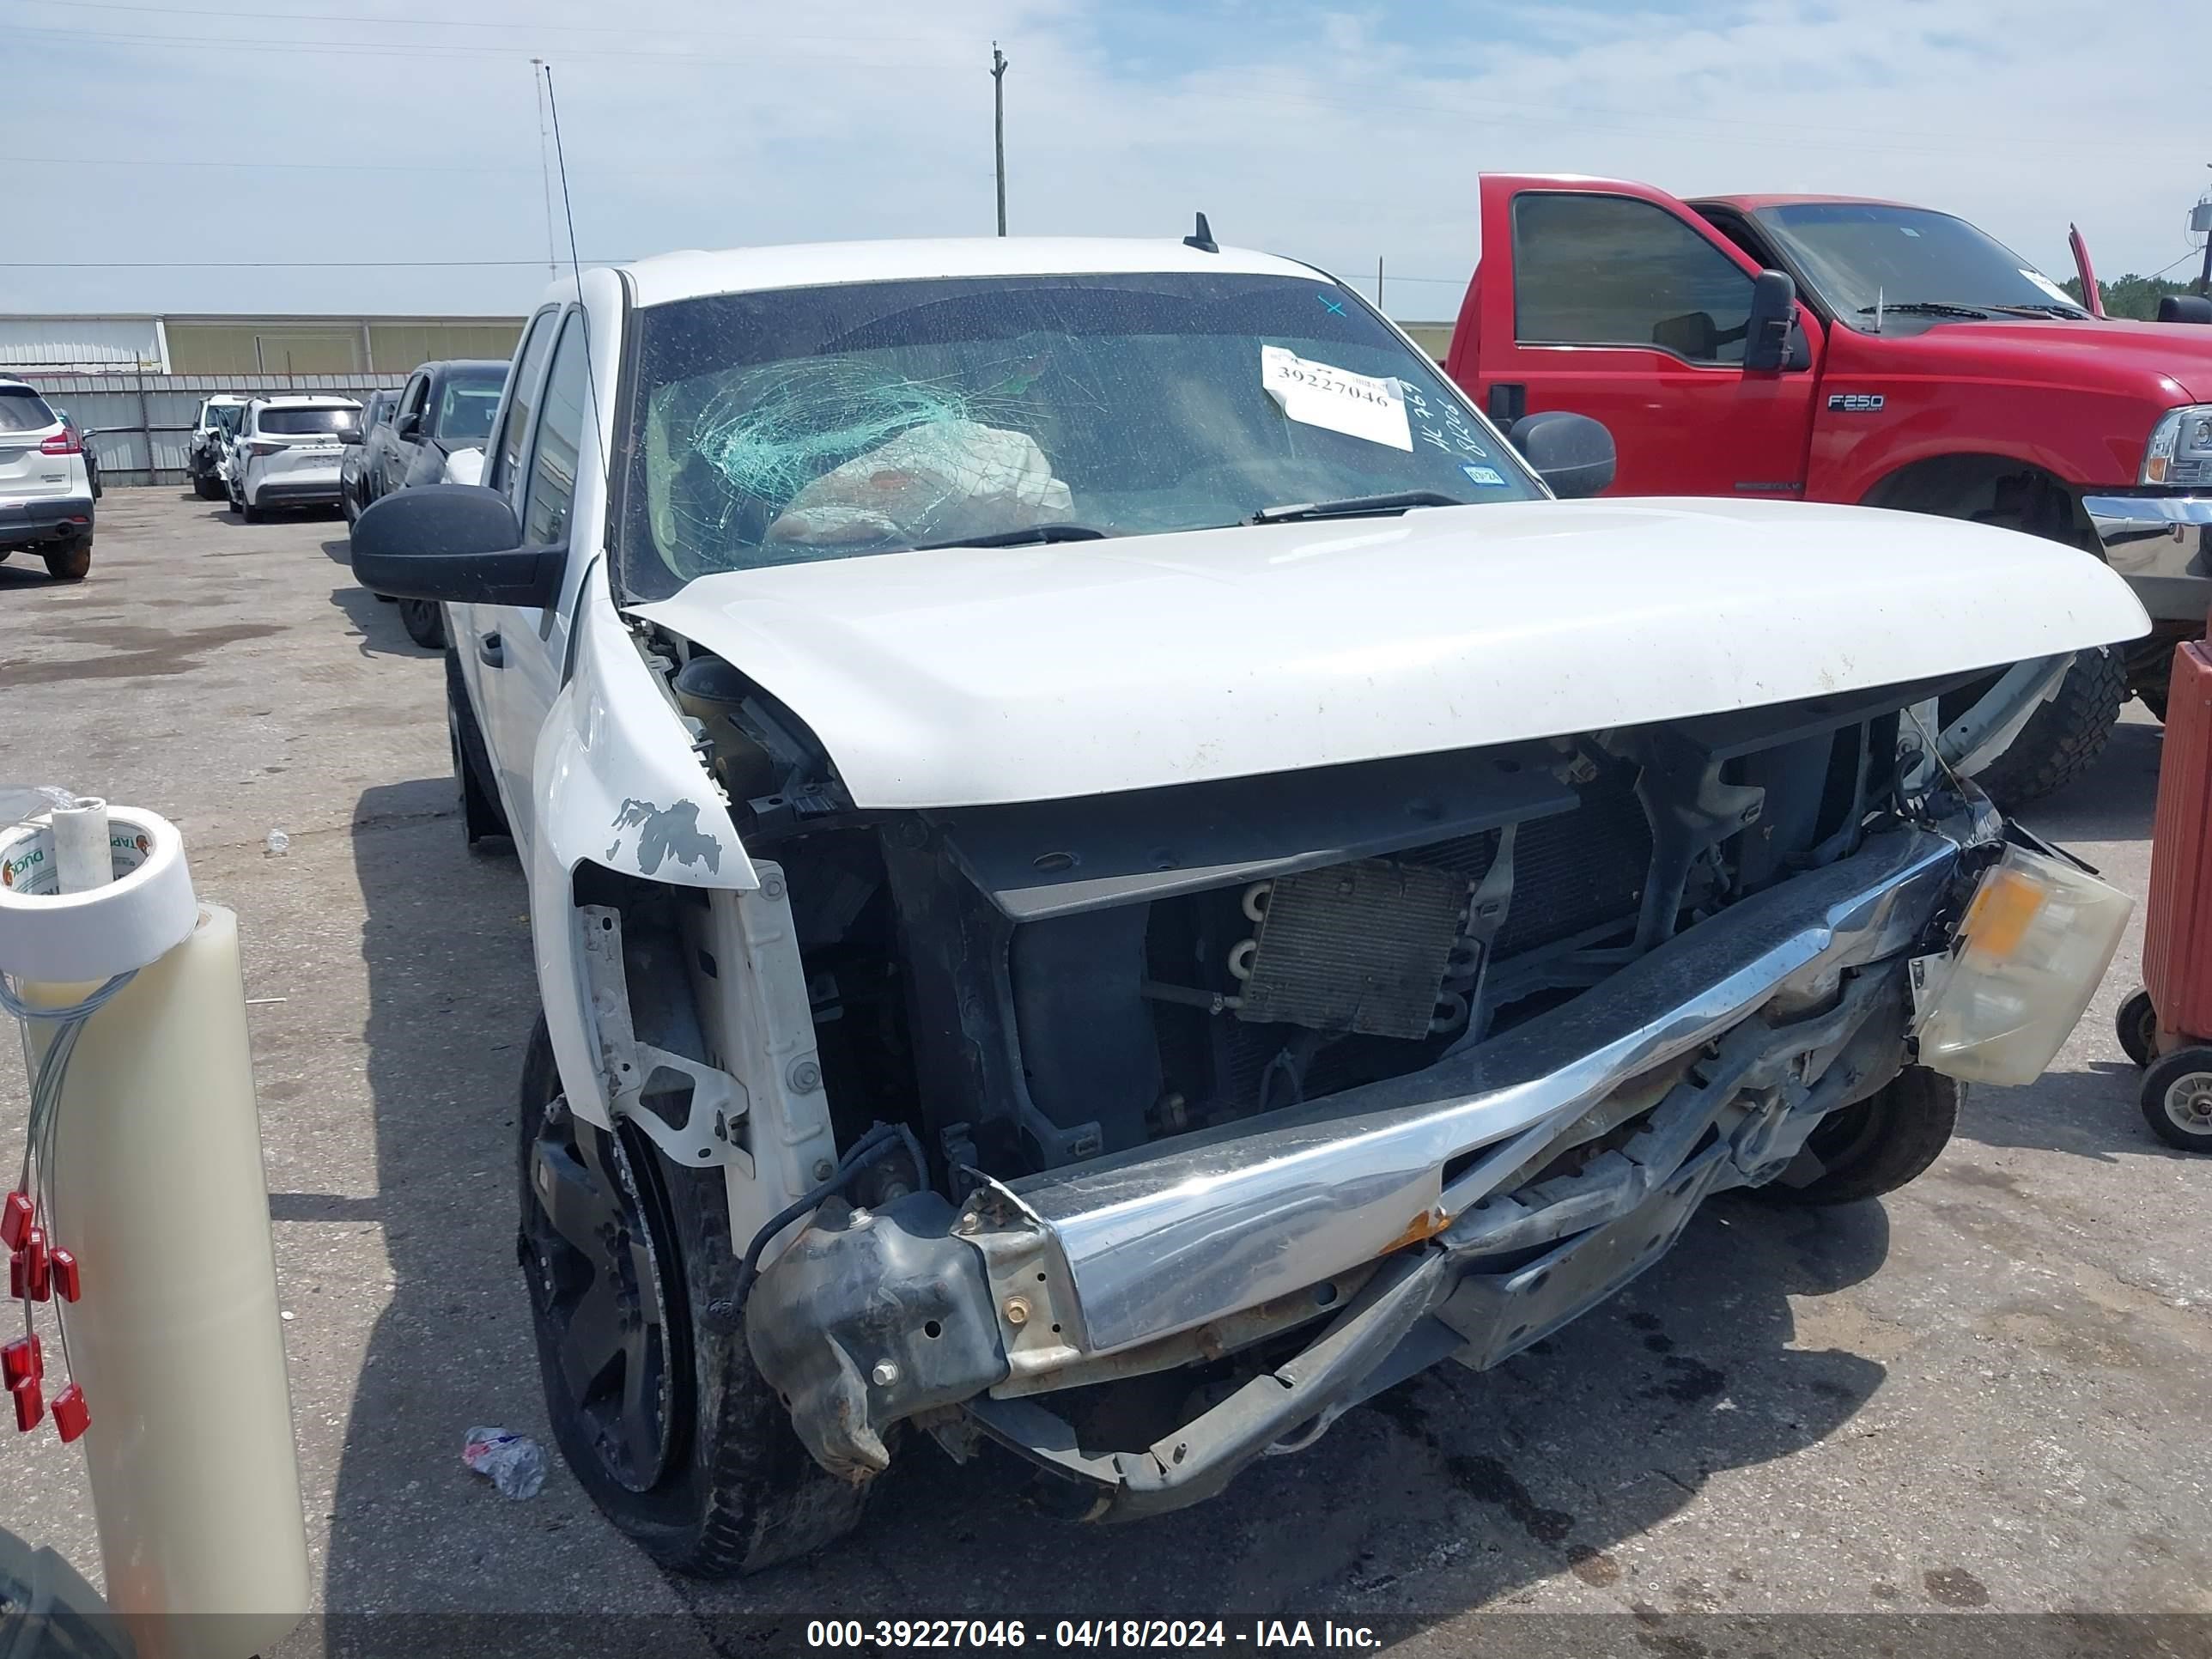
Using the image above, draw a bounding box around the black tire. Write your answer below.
[42,534,91,582]
[398,597,447,650]
[1954,647,2128,810]
[240,493,264,523]
[2139,1048,2212,1152]
[516,1017,868,1575]
[1764,1066,1960,1206]
[443,648,509,848]
[2115,988,2160,1071]
[193,471,224,501]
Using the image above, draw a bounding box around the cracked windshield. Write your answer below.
[620,271,1535,598]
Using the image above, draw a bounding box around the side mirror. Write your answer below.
[2157,295,2212,325]
[339,426,364,445]
[1744,269,1798,372]
[350,483,561,608]
[393,410,422,441]
[1509,411,1616,500]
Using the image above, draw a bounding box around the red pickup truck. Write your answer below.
[1445,174,2212,802]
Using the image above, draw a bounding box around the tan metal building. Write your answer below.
[0,313,524,376]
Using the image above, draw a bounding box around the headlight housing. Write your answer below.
[2142,404,2212,486]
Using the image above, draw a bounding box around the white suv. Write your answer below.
[227,395,362,521]
[0,376,95,580]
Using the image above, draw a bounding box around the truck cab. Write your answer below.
[1449,175,2212,799]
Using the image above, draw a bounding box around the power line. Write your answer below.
[19,0,964,44]
[0,152,533,173]
[0,258,634,269]
[5,21,969,67]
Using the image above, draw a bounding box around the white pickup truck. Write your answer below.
[351,235,2144,1574]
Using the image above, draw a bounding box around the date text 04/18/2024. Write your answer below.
[804,1620,1383,1650]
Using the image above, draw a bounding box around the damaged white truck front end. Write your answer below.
[350,237,2147,1570]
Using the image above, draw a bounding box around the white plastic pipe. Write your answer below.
[32,905,309,1659]
[47,798,111,896]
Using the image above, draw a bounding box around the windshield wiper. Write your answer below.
[1251,489,1467,525]
[1984,302,2088,319]
[1855,301,1991,319]
[915,522,1109,550]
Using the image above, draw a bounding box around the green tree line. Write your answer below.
[2060,271,2204,319]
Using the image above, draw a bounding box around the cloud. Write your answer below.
[4,0,2204,318]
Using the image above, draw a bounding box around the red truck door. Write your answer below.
[1449,175,1823,498]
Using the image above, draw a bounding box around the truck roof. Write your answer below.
[1692,193,1925,214]
[617,236,1322,310]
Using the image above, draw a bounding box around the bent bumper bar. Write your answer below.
[968,967,1911,1519]
[2084,494,2212,623]
[974,823,1967,1361]
[749,820,1989,1493]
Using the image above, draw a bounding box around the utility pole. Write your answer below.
[992,44,1009,236]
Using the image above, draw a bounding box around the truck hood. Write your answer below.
[1891,315,2212,402]
[631,498,2148,810]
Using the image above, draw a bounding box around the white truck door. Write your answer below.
[453,306,560,845]
[474,307,597,854]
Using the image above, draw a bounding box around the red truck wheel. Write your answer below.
[1954,647,2127,809]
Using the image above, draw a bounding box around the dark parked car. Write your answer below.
[356,361,507,648]
[358,360,507,511]
[341,390,398,526]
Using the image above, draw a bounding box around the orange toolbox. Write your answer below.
[2118,618,2212,1151]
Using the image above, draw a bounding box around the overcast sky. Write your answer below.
[7,0,2209,320]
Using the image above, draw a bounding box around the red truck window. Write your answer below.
[1513,193,1756,366]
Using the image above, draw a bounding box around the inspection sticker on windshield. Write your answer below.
[1461,463,1506,487]
[1261,346,1412,450]
[2019,268,2077,307]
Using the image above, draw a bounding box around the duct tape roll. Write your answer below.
[0,807,197,983]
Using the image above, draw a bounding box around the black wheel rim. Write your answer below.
[523,1091,678,1492]
[1803,1097,1883,1175]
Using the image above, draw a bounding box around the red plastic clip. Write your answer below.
[1,1337,41,1389]
[50,1383,87,1443]
[0,1194,31,1253]
[48,1249,78,1304]
[6,1251,21,1301]
[11,1376,41,1432]
[20,1230,48,1303]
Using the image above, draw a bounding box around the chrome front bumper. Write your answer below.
[972,822,1968,1362]
[749,817,1995,1502]
[2084,494,2212,623]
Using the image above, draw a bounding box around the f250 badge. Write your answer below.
[1827,392,1885,412]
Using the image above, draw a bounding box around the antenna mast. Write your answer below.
[532,59,558,282]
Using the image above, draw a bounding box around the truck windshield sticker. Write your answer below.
[1261,345,1412,450]
[2018,268,2077,307]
